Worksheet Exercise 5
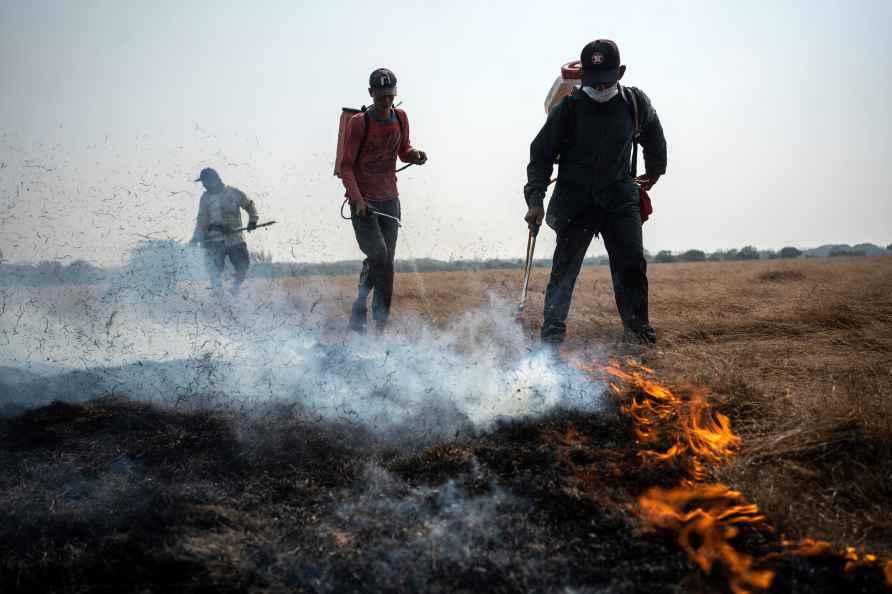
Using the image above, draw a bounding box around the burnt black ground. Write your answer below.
[0,397,887,593]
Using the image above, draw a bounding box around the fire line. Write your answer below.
[563,356,892,593]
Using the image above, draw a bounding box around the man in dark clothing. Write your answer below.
[339,68,427,332]
[524,39,667,344]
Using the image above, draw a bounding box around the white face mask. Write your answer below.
[582,84,619,103]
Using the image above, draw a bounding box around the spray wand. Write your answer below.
[340,200,402,227]
[514,177,557,322]
[515,223,540,324]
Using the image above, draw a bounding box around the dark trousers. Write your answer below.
[542,188,649,342]
[351,198,400,325]
[204,241,250,292]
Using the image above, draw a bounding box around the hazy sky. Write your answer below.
[2,0,891,265]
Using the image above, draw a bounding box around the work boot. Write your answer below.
[541,332,564,345]
[537,340,562,363]
[623,324,657,345]
[349,298,368,332]
[540,320,566,345]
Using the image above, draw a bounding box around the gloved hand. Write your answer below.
[524,206,544,230]
[410,149,428,165]
[635,173,661,191]
[247,220,257,231]
[353,198,369,218]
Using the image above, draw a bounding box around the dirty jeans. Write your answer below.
[541,182,649,342]
[203,241,250,293]
[350,198,400,325]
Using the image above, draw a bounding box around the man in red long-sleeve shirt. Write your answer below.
[339,68,427,332]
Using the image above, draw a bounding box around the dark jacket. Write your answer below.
[524,85,667,231]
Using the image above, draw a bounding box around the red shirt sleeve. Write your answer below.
[340,114,365,201]
[396,109,414,163]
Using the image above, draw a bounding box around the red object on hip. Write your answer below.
[639,187,653,223]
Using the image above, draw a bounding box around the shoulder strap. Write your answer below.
[357,107,405,160]
[621,85,640,140]
[395,108,405,139]
[356,108,371,161]
[621,85,640,177]
[561,94,576,148]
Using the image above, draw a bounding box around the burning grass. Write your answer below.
[385,256,892,563]
[637,484,774,594]
[3,368,890,592]
[585,358,891,592]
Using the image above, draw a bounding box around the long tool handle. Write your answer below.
[234,220,277,233]
[518,229,538,308]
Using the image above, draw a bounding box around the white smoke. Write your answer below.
[0,243,603,442]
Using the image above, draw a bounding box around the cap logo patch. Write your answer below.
[591,53,604,65]
[380,76,390,86]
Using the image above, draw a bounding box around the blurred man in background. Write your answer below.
[190,167,259,296]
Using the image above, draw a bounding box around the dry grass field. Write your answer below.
[2,256,889,593]
[287,255,892,557]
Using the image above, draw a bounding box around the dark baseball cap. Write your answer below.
[194,167,220,183]
[369,68,397,97]
[580,39,621,86]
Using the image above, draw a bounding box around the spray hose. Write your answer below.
[339,162,415,226]
[340,199,403,227]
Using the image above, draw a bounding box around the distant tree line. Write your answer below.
[0,259,107,286]
[647,243,890,264]
[1,240,890,286]
[654,245,769,263]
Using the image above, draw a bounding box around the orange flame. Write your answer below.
[567,359,776,592]
[778,540,892,585]
[567,357,892,591]
[779,537,833,557]
[597,361,740,480]
[639,484,774,594]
